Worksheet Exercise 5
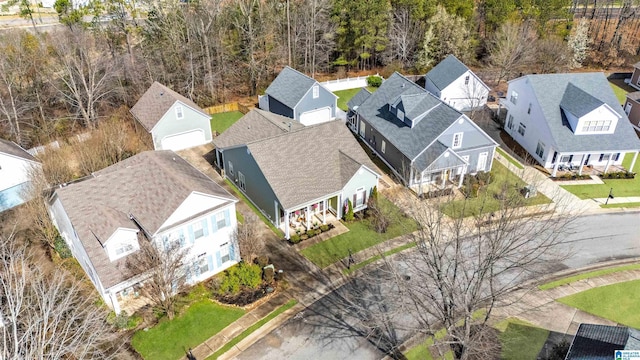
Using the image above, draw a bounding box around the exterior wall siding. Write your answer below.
[0,154,35,190]
[438,117,494,151]
[358,117,412,182]
[424,78,441,97]
[267,96,294,119]
[294,84,337,120]
[631,68,640,89]
[455,147,496,173]
[151,102,212,150]
[440,71,489,111]
[625,98,640,129]
[341,167,378,212]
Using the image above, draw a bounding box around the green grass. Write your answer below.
[300,197,418,268]
[441,162,551,218]
[404,338,437,360]
[236,210,245,224]
[558,279,640,328]
[210,111,244,134]
[609,80,631,105]
[538,263,640,290]
[601,201,640,208]
[496,147,524,170]
[496,318,549,360]
[333,87,377,111]
[132,300,245,360]
[225,179,283,237]
[561,153,640,199]
[343,242,416,275]
[206,299,298,360]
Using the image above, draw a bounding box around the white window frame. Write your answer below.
[477,152,488,172]
[198,256,209,275]
[359,122,366,137]
[114,242,135,256]
[535,141,545,159]
[312,85,319,99]
[518,122,526,136]
[507,114,514,130]
[381,140,386,154]
[625,102,632,115]
[510,91,518,105]
[355,187,365,208]
[220,242,230,263]
[228,161,234,176]
[215,211,227,230]
[192,221,204,239]
[452,132,463,149]
[175,105,184,120]
[239,172,246,191]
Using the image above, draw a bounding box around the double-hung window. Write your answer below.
[239,172,246,191]
[510,91,518,105]
[518,123,526,136]
[312,85,319,99]
[452,132,463,149]
[535,141,545,159]
[220,242,230,263]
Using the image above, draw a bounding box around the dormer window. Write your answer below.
[582,120,611,132]
[114,242,134,256]
[313,85,319,99]
[510,91,518,105]
[452,132,463,149]
[106,228,140,261]
[175,105,184,119]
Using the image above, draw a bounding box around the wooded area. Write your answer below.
[2,0,640,148]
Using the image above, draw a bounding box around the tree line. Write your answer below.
[1,0,639,147]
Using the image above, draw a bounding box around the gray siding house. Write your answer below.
[259,66,338,126]
[216,118,379,239]
[130,82,212,151]
[349,72,498,194]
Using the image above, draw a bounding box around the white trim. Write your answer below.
[147,100,211,133]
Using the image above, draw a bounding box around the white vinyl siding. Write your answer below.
[175,105,184,119]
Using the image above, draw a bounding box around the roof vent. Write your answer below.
[288,122,292,132]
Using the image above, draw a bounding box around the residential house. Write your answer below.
[565,323,640,360]
[499,73,640,177]
[424,55,490,112]
[348,72,498,194]
[624,92,640,133]
[0,139,41,212]
[629,62,640,91]
[130,82,212,151]
[259,66,338,126]
[47,151,239,314]
[215,119,379,239]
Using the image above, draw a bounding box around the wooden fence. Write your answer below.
[202,102,250,115]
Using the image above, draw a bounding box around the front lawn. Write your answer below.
[557,279,640,328]
[561,153,640,199]
[539,263,640,290]
[300,197,418,268]
[210,111,244,134]
[333,87,377,111]
[132,300,245,360]
[496,318,549,360]
[441,162,551,218]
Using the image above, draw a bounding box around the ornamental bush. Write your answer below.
[366,75,382,88]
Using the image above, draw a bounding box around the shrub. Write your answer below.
[54,234,72,259]
[366,75,382,88]
[217,262,262,295]
[255,255,270,267]
[263,266,275,283]
[320,224,329,232]
[107,312,141,330]
[344,199,354,222]
[289,235,301,244]
[306,229,316,237]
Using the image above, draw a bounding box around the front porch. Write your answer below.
[280,196,340,239]
[410,164,466,197]
[549,151,638,177]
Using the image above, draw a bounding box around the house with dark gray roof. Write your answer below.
[624,91,640,133]
[348,72,497,194]
[130,82,212,151]
[424,55,490,112]
[0,138,41,212]
[258,66,338,126]
[220,120,379,239]
[47,151,239,314]
[565,323,640,360]
[499,72,640,177]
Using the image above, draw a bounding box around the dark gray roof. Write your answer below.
[54,151,236,289]
[356,72,466,161]
[0,138,38,162]
[130,82,207,132]
[523,73,640,152]
[246,121,380,210]
[566,324,640,360]
[560,82,605,118]
[213,109,304,149]
[414,142,466,172]
[627,91,640,102]
[347,88,372,110]
[425,55,470,91]
[394,93,442,123]
[264,66,318,110]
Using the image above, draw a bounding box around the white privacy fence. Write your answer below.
[320,74,382,92]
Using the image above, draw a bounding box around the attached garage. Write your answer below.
[299,107,332,126]
[160,129,206,151]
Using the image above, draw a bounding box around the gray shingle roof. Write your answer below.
[356,72,466,161]
[130,82,206,132]
[523,73,640,152]
[213,109,304,149]
[566,324,638,360]
[560,82,605,118]
[627,91,640,102]
[396,93,442,123]
[264,66,318,110]
[347,88,372,110]
[246,121,380,210]
[54,151,236,289]
[0,138,38,162]
[425,54,470,91]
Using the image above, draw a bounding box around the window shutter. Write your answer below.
[211,215,218,233]
[224,209,231,227]
[179,229,185,247]
[229,243,236,261]
[187,225,195,244]
[353,194,356,206]
[216,251,222,267]
[363,190,367,206]
[207,255,214,272]
[202,219,209,237]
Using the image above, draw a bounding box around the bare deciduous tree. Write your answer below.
[488,20,537,85]
[233,212,264,263]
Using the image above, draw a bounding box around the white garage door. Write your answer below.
[299,107,332,126]
[160,130,206,151]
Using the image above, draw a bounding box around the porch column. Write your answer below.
[337,194,342,219]
[630,151,639,172]
[322,199,327,224]
[458,169,464,188]
[216,150,221,168]
[418,171,423,197]
[109,292,121,315]
[284,211,290,239]
[552,157,561,177]
[579,154,586,176]
[441,170,446,189]
[604,153,613,173]
[305,205,310,229]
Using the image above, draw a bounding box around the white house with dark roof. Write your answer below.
[130,82,212,151]
[0,138,41,212]
[259,66,338,126]
[348,72,498,194]
[499,73,640,177]
[217,120,379,239]
[424,55,490,112]
[47,151,239,314]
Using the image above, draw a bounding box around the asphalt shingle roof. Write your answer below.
[246,121,380,210]
[213,109,304,149]
[560,82,605,118]
[54,151,236,289]
[523,73,640,152]
[347,88,372,110]
[425,54,470,91]
[566,324,640,360]
[264,66,318,110]
[130,82,206,132]
[0,138,38,162]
